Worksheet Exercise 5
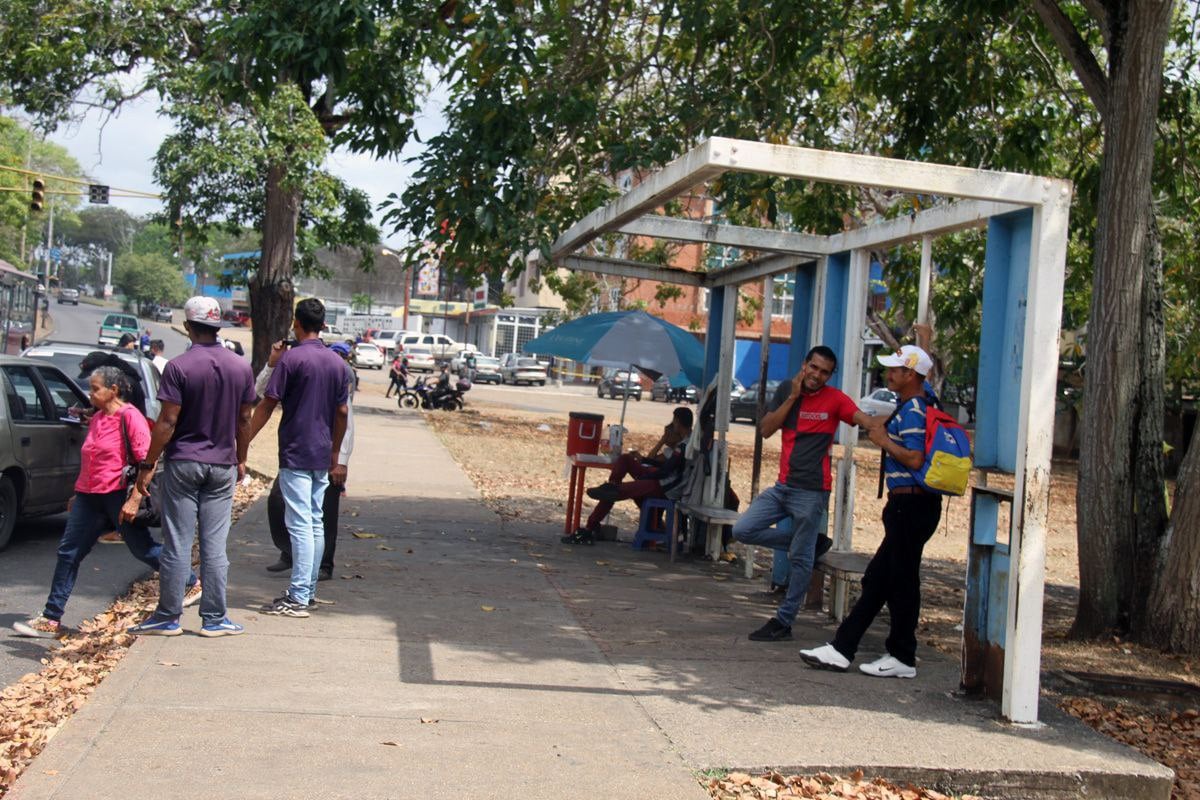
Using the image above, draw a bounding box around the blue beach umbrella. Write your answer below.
[525,310,705,429]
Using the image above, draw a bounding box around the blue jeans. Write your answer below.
[732,482,829,626]
[278,468,329,604]
[43,490,196,622]
[154,460,236,623]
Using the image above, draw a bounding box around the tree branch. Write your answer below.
[1076,0,1112,49]
[1030,0,1110,120]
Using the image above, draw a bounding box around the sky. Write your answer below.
[45,88,445,249]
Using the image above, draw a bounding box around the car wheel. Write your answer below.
[538,381,545,386]
[0,475,17,551]
[596,386,603,398]
[635,394,641,401]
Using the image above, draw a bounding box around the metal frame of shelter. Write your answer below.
[548,137,1072,725]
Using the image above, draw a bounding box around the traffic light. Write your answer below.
[30,179,45,212]
[88,184,109,204]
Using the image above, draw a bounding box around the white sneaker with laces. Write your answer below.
[799,643,850,672]
[858,654,916,679]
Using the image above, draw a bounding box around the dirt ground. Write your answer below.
[422,400,1199,799]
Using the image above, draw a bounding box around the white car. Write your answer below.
[859,387,900,417]
[319,325,350,345]
[403,345,437,372]
[449,347,481,373]
[398,332,463,361]
[351,342,385,369]
[371,330,408,356]
[501,356,547,386]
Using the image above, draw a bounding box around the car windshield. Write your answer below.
[103,314,136,328]
[356,344,379,352]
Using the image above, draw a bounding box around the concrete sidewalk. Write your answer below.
[8,408,1172,799]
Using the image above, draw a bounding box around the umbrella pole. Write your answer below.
[617,363,632,450]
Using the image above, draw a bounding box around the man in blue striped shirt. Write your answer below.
[801,345,943,678]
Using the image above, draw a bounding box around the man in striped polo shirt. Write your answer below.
[801,345,941,678]
[733,345,880,642]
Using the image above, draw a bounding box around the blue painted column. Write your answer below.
[817,251,852,389]
[787,262,817,374]
[975,209,1033,472]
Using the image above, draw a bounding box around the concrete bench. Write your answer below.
[676,502,740,561]
[805,549,871,621]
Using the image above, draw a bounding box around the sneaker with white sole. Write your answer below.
[799,643,851,672]
[858,654,916,679]
[199,618,245,637]
[12,615,65,639]
[128,615,182,636]
[261,595,310,618]
[182,581,203,608]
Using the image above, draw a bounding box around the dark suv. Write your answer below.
[0,356,88,549]
[597,369,642,401]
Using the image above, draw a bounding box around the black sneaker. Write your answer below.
[265,558,292,573]
[317,567,332,582]
[585,483,620,502]
[815,534,833,562]
[560,528,595,545]
[261,595,310,618]
[748,618,792,642]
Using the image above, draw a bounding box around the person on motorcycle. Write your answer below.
[429,365,453,408]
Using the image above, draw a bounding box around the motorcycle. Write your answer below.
[398,376,470,411]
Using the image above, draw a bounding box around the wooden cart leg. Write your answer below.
[565,464,579,535]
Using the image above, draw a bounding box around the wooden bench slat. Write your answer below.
[678,504,740,523]
[814,550,870,574]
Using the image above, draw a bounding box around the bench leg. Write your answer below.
[705,521,722,561]
[832,574,849,621]
[805,568,825,611]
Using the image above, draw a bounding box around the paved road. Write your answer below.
[0,302,191,687]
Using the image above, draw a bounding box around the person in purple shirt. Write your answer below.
[249,298,349,618]
[128,296,256,638]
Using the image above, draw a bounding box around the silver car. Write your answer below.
[0,355,88,549]
[22,341,162,421]
[859,387,900,417]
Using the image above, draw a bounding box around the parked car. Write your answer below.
[449,348,484,373]
[371,329,408,356]
[859,387,900,417]
[23,340,163,421]
[398,332,463,362]
[650,376,697,403]
[56,288,79,305]
[730,380,781,423]
[97,313,139,347]
[403,344,437,372]
[151,304,174,323]
[221,309,250,327]
[0,356,89,549]
[318,324,349,345]
[472,355,502,384]
[597,369,642,400]
[351,342,385,370]
[501,356,548,386]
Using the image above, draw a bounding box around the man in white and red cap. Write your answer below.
[128,296,256,638]
[801,344,942,679]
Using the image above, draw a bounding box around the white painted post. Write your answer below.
[918,235,932,325]
[831,249,870,618]
[1001,183,1071,724]
[810,257,827,348]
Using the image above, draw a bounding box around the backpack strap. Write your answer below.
[876,403,905,499]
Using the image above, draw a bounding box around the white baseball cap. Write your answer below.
[183,296,229,328]
[877,345,933,376]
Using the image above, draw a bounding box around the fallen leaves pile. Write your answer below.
[0,477,267,797]
[1060,696,1200,799]
[703,770,974,800]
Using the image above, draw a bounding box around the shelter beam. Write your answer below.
[617,215,827,256]
[558,255,705,287]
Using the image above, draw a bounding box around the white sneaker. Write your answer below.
[858,654,916,679]
[799,643,850,672]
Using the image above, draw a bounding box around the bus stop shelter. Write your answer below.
[548,137,1071,725]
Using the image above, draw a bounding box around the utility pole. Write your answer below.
[105,251,113,297]
[42,201,55,281]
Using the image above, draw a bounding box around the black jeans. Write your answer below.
[831,494,942,666]
[267,476,342,571]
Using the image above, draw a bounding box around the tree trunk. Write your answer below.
[249,162,299,374]
[1143,422,1200,649]
[1072,1,1174,637]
